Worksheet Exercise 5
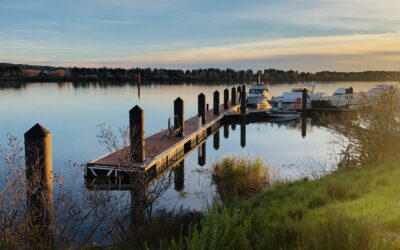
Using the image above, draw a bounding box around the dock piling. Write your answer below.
[198,93,206,125]
[241,85,246,114]
[224,88,229,110]
[174,97,184,137]
[24,123,53,228]
[302,88,307,110]
[231,87,237,106]
[130,105,145,162]
[213,91,220,116]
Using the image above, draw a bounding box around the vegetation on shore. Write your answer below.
[2,62,400,83]
[212,155,269,200]
[165,159,400,250]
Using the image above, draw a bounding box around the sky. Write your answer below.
[1,0,400,72]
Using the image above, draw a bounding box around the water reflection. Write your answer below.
[174,161,185,192]
[198,142,206,166]
[240,122,246,148]
[213,130,220,150]
[223,124,229,138]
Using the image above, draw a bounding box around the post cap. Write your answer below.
[129,105,143,114]
[174,97,183,103]
[24,123,51,138]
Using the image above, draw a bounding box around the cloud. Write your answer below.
[91,19,139,25]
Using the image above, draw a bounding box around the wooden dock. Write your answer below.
[86,104,241,181]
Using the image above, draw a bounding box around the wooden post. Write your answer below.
[174,97,184,137]
[174,161,184,192]
[24,123,53,228]
[130,105,145,162]
[349,86,353,94]
[302,88,307,110]
[231,87,237,106]
[237,86,242,104]
[224,88,229,110]
[213,130,220,150]
[213,90,220,116]
[241,85,246,114]
[198,93,206,125]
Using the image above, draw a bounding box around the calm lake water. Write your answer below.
[0,81,380,213]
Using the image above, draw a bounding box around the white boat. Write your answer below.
[247,74,272,109]
[271,84,325,109]
[323,87,359,108]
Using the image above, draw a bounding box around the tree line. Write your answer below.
[1,63,400,82]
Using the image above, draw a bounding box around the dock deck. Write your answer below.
[87,104,240,179]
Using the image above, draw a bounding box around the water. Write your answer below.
[0,81,380,231]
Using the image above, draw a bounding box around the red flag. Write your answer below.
[135,71,141,99]
[135,71,141,83]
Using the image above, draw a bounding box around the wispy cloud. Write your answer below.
[91,19,139,25]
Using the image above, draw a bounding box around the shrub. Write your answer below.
[212,155,269,200]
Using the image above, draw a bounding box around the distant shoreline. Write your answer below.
[1,62,400,84]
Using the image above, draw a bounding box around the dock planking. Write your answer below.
[87,104,240,177]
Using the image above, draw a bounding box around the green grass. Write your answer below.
[169,160,400,250]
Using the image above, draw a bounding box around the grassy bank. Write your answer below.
[166,160,400,250]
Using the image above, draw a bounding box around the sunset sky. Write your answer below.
[1,0,400,71]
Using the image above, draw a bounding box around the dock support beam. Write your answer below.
[241,85,246,114]
[198,93,206,125]
[213,91,220,116]
[224,88,229,110]
[302,88,307,110]
[24,123,53,230]
[130,105,145,162]
[231,87,237,106]
[174,97,184,137]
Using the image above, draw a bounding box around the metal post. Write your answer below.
[174,97,184,137]
[198,93,206,125]
[24,123,53,228]
[213,90,220,116]
[130,105,145,162]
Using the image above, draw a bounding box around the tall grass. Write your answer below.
[212,155,269,200]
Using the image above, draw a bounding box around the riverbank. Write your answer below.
[157,159,400,250]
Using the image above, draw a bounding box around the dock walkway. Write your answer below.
[87,105,240,179]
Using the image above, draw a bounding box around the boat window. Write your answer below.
[249,89,264,94]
